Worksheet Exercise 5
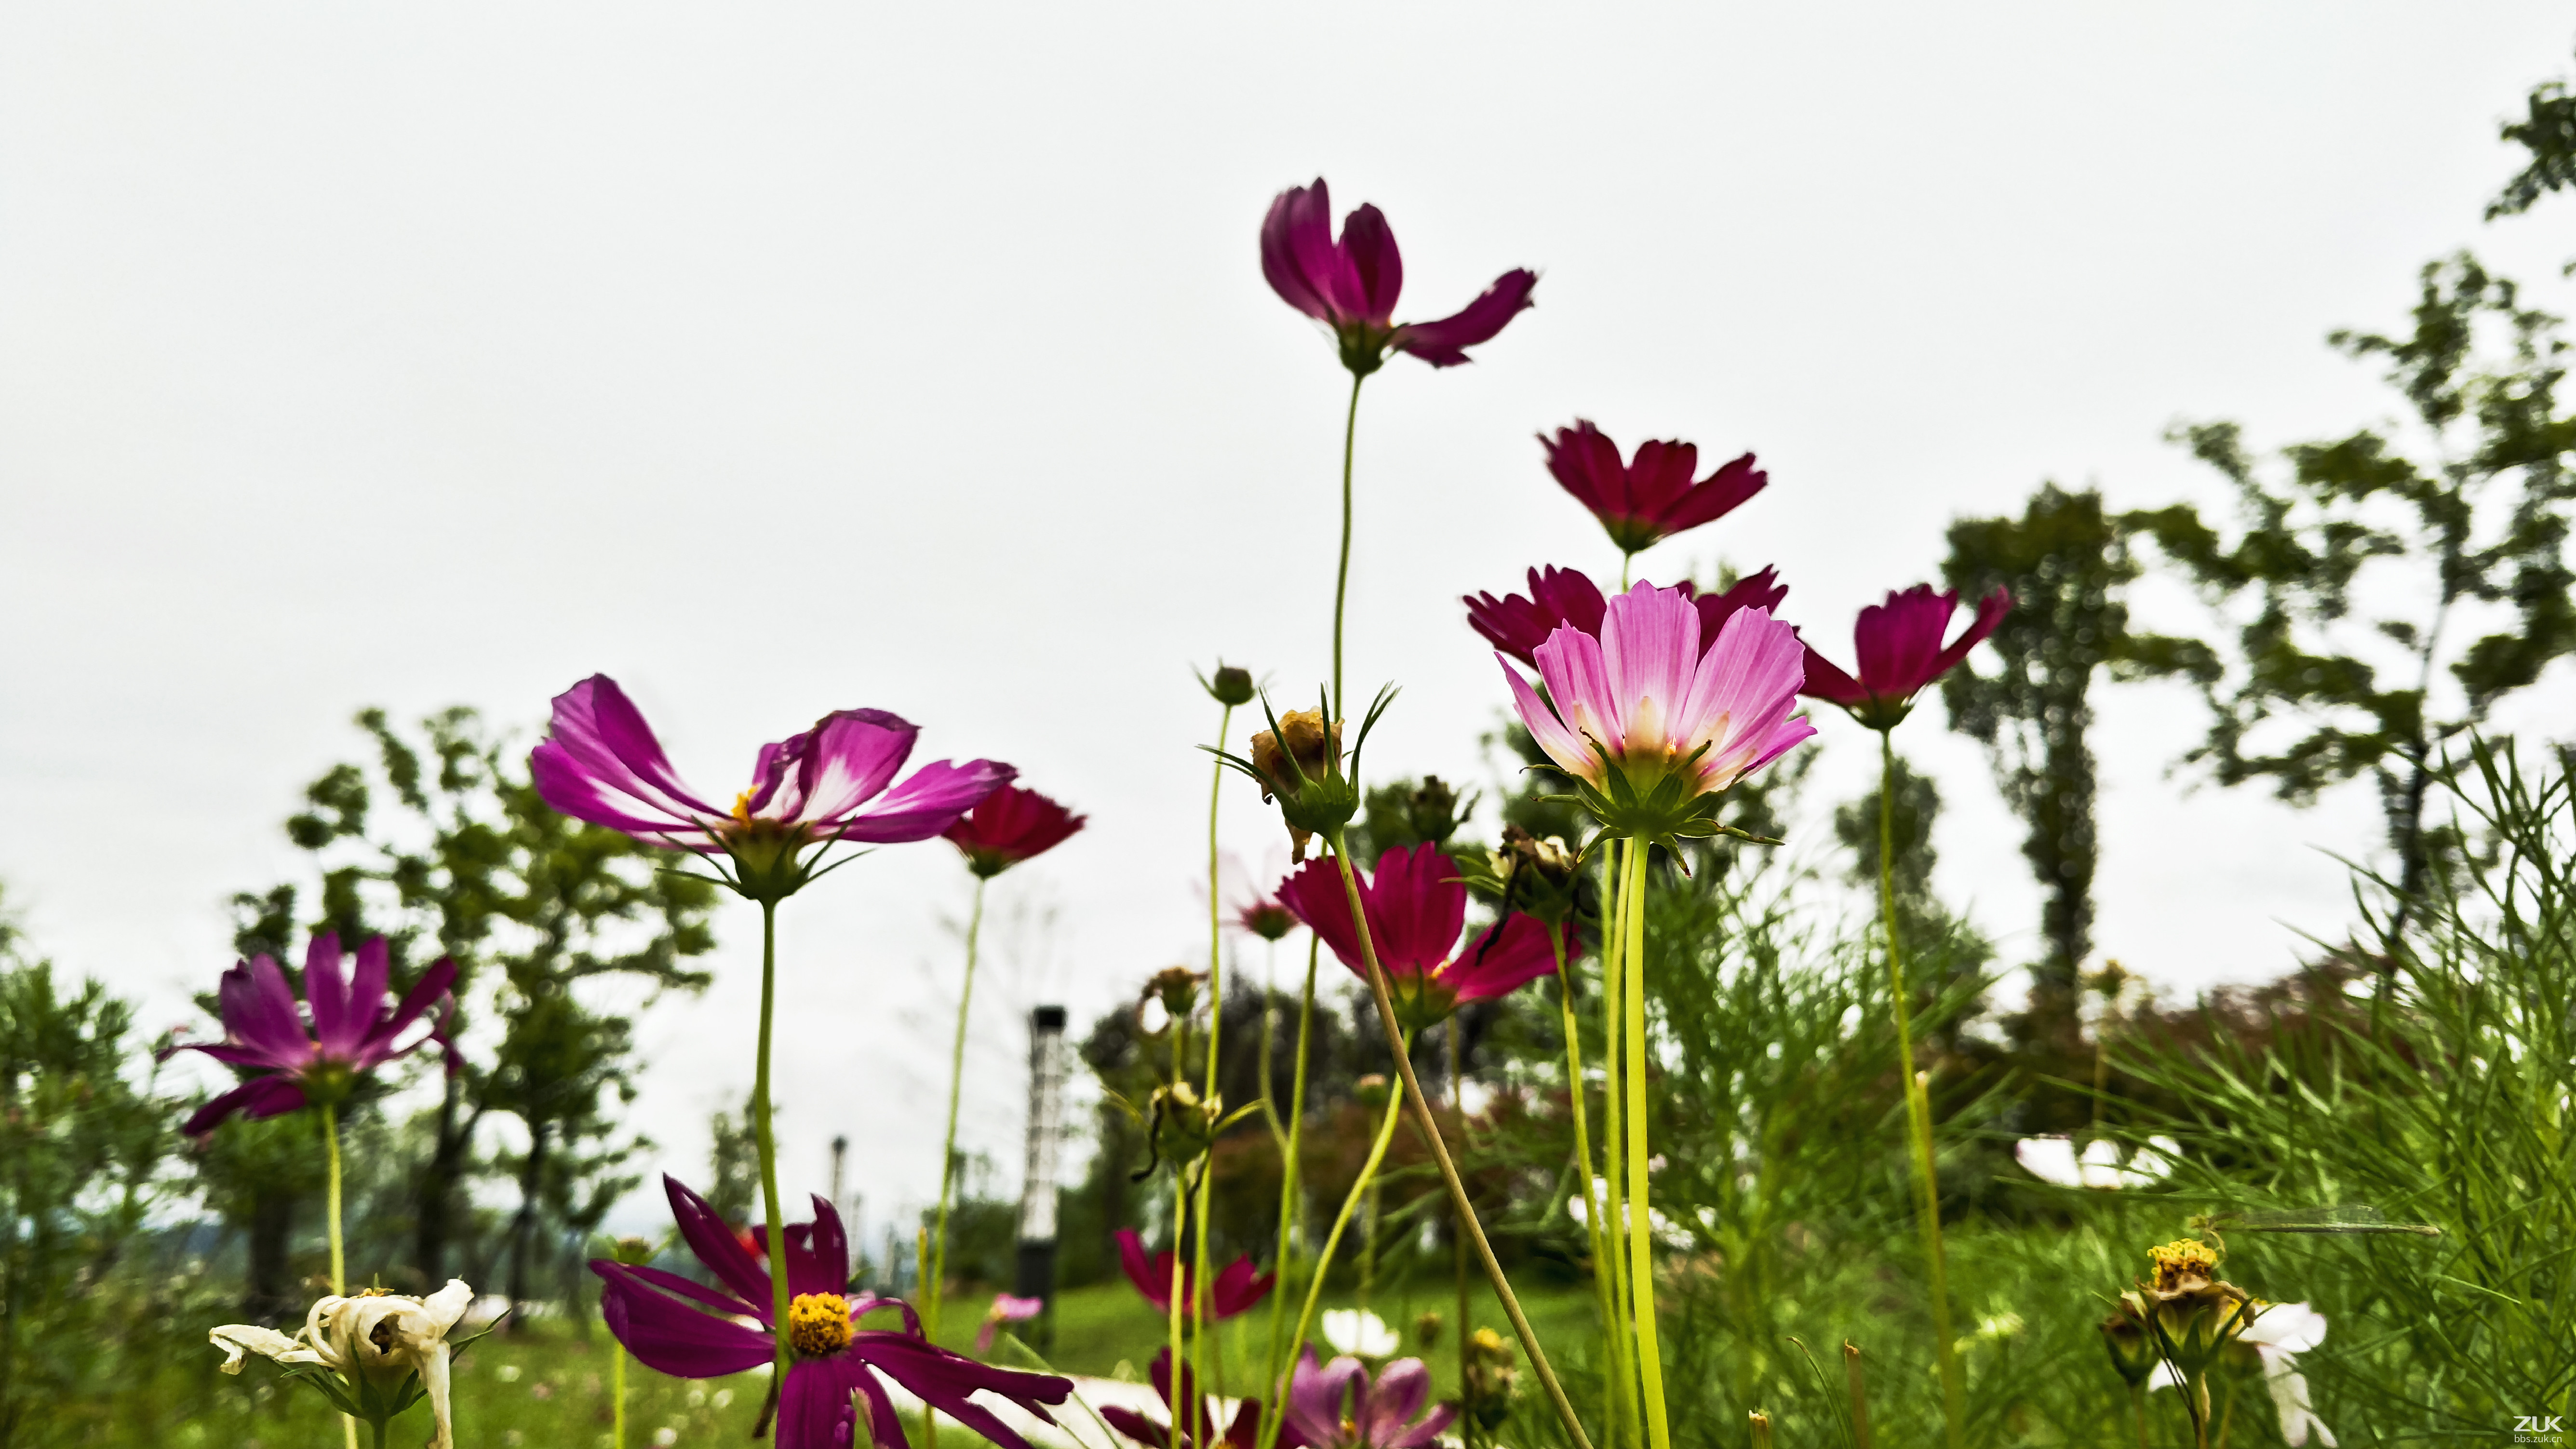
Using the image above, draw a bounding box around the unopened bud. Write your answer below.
[1204,664,1258,708]
[1404,777,1464,845]
[1413,1311,1443,1348]
[611,1236,655,1266]
[1354,1073,1390,1109]
[1148,1080,1222,1167]
[1143,966,1205,1021]
[2100,1294,2157,1387]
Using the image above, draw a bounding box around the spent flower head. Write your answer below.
[210,1279,478,1449]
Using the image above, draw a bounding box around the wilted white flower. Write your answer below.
[1320,1308,1401,1357]
[208,1280,475,1449]
[2150,1300,2336,1448]
[2013,1134,2180,1189]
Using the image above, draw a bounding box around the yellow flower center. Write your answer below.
[2147,1238,2221,1291]
[731,791,758,827]
[787,1293,853,1356]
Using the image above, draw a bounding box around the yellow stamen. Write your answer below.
[787,1292,854,1356]
[731,791,757,827]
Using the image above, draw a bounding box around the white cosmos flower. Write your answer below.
[2013,1135,2180,1189]
[2149,1300,2335,1448]
[209,1279,474,1449]
[1320,1308,1401,1357]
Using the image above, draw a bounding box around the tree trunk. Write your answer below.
[247,1188,295,1323]
[414,1078,470,1284]
[506,1119,551,1331]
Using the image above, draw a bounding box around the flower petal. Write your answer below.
[833,759,1015,844]
[1502,658,1594,784]
[1395,268,1537,367]
[183,1074,309,1138]
[1261,180,1340,324]
[778,1358,858,1449]
[662,1175,777,1319]
[598,1267,772,1379]
[1360,1358,1431,1442]
[535,675,723,831]
[1277,859,1364,975]
[220,953,314,1067]
[1335,203,1403,326]
[302,933,354,1059]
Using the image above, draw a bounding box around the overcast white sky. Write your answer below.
[6,4,2573,1240]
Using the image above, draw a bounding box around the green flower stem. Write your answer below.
[1596,839,1640,1449]
[1553,929,1625,1449]
[1326,833,1596,1449]
[1194,699,1233,1407]
[923,874,989,1449]
[2128,1383,2148,1449]
[323,1102,357,1449]
[752,901,794,1384]
[1261,1069,1408,1449]
[1168,1163,1189,1449]
[1255,936,1321,1449]
[613,1342,630,1449]
[1615,841,1669,1449]
[1450,1021,1473,1448]
[1876,731,1964,1449]
[1331,372,1365,710]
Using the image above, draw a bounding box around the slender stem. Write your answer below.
[1596,840,1640,1449]
[370,1417,388,1449]
[1555,931,1622,1449]
[1877,731,1964,1449]
[931,877,989,1333]
[1843,1341,1872,1449]
[1263,1072,1407,1449]
[323,1103,356,1449]
[1451,1021,1474,1449]
[752,901,793,1381]
[1326,834,1597,1449]
[613,1343,630,1449]
[1616,843,1669,1449]
[1256,937,1321,1449]
[1194,700,1232,1411]
[1168,1164,1189,1449]
[1331,372,1364,710]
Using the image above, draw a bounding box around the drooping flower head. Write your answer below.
[1277,844,1563,1034]
[1220,687,1394,863]
[1114,1228,1274,1321]
[593,1176,1069,1449]
[1798,584,2011,732]
[943,784,1086,878]
[166,933,456,1138]
[530,675,1013,902]
[1283,1351,1458,1449]
[210,1279,477,1449]
[1542,420,1768,556]
[1100,1347,1303,1449]
[1237,894,1299,942]
[1466,564,1788,670]
[1503,583,1813,847]
[975,1293,1044,1353]
[1262,179,1537,376]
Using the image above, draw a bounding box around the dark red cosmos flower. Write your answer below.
[1276,845,1563,1034]
[1114,1228,1275,1322]
[1543,419,1767,556]
[1261,179,1537,376]
[1100,1347,1306,1449]
[942,784,1086,878]
[1465,564,1789,670]
[593,1176,1069,1449]
[1799,584,2012,731]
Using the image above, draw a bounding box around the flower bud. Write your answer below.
[1204,664,1258,708]
[1142,966,1205,1024]
[1147,1080,1222,1167]
[1249,710,1355,861]
[1239,901,1297,941]
[1354,1073,1390,1109]
[610,1236,656,1267]
[1413,1310,1443,1348]
[1466,1328,1519,1431]
[2099,1293,2158,1387]
[1403,776,1464,845]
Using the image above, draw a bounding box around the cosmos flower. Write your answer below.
[530,674,1012,900]
[1798,584,2011,731]
[1320,1309,1401,1359]
[592,1176,1069,1449]
[1262,179,1536,375]
[1466,564,1788,670]
[1541,420,1767,556]
[1277,844,1562,1033]
[1098,1347,1301,1449]
[943,784,1086,878]
[210,1279,475,1449]
[2014,1135,2180,1190]
[166,933,455,1138]
[975,1294,1045,1354]
[1282,1352,1457,1449]
[1114,1228,1274,1322]
[1502,582,1812,842]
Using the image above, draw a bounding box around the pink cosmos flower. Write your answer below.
[943,784,1085,879]
[1276,844,1563,1033]
[1798,584,2011,731]
[1262,179,1536,376]
[1466,564,1788,670]
[1502,582,1813,840]
[1283,1352,1456,1449]
[1542,420,1766,556]
[975,1293,1045,1353]
[530,675,1012,900]
[592,1177,1068,1449]
[1114,1229,1274,1322]
[165,933,456,1138]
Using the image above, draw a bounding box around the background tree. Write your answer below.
[2131,256,2576,943]
[2488,46,2576,220]
[1941,485,2213,1040]
[233,706,716,1288]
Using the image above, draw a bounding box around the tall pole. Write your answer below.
[1015,1005,1071,1349]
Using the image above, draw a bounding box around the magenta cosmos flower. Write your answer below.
[1262,178,1536,376]
[1543,419,1767,557]
[943,783,1085,878]
[531,675,1012,902]
[1503,582,1813,845]
[1114,1228,1274,1322]
[1277,844,1562,1034]
[1284,1352,1456,1449]
[594,1177,1069,1449]
[166,933,455,1138]
[1465,564,1789,670]
[1100,1347,1305,1449]
[1800,584,2012,731]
